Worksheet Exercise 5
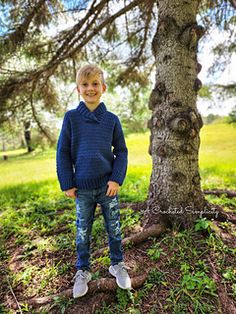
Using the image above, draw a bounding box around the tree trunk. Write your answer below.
[2,135,8,160]
[24,121,33,153]
[146,0,208,229]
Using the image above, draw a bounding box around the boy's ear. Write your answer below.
[102,84,107,93]
[77,86,80,93]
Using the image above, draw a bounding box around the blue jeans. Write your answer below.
[75,184,123,270]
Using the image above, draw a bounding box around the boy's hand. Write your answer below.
[106,181,119,197]
[65,187,77,199]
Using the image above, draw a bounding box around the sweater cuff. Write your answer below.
[109,172,125,186]
[60,178,76,191]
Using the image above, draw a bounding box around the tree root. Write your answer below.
[92,222,167,258]
[123,222,167,246]
[204,189,236,198]
[17,274,148,308]
[202,203,236,225]
[119,201,147,211]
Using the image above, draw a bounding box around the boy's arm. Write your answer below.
[109,117,128,186]
[56,112,75,191]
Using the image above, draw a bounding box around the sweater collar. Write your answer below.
[76,101,107,123]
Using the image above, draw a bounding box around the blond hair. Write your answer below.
[76,64,105,85]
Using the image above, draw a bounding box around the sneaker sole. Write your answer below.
[73,275,92,298]
[109,266,131,290]
[73,285,88,298]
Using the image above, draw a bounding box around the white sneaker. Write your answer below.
[73,270,92,298]
[109,262,131,289]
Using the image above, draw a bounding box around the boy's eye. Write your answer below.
[82,83,88,86]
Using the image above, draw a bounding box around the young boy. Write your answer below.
[56,64,131,298]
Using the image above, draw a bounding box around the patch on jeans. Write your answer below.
[112,221,120,236]
[77,227,88,242]
[109,198,118,210]
[109,198,119,219]
[76,201,80,215]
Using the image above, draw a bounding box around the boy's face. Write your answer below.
[77,74,106,107]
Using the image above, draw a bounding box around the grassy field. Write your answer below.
[0,122,235,313]
[0,122,235,196]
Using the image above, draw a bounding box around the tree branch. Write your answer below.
[30,85,56,144]
[48,0,107,65]
[228,0,236,9]
[1,0,47,57]
[16,274,147,308]
[0,0,143,114]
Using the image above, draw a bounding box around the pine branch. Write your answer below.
[48,0,107,65]
[0,0,143,113]
[1,0,47,56]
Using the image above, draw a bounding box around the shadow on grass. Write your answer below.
[0,179,60,208]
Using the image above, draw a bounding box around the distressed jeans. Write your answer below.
[75,184,123,270]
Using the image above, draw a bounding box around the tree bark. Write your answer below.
[146,0,208,229]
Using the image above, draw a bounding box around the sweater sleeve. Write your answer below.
[109,117,128,185]
[56,112,75,191]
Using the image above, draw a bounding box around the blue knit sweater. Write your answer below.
[56,101,128,191]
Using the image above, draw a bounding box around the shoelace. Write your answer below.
[116,263,130,277]
[73,270,89,281]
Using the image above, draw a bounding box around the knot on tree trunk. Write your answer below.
[172,171,187,184]
[157,145,167,157]
[170,117,191,133]
[152,16,178,54]
[147,113,165,130]
[167,108,203,136]
[189,111,198,123]
[157,143,176,158]
[189,128,197,138]
[153,117,165,129]
[193,78,202,91]
[148,82,166,109]
[169,100,182,107]
[196,62,202,74]
[179,23,205,51]
[192,110,203,129]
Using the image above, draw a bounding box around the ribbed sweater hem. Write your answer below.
[75,174,110,190]
[59,178,76,192]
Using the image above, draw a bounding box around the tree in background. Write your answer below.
[228,105,236,123]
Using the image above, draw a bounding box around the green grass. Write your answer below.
[0,149,56,188]
[199,123,236,189]
[200,123,236,168]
